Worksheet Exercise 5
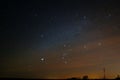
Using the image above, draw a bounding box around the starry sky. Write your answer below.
[0,0,120,79]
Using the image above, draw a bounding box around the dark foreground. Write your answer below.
[0,78,120,80]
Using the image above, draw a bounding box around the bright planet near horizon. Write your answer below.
[0,0,120,79]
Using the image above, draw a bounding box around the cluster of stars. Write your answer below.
[62,44,73,64]
[39,42,103,64]
[61,53,68,64]
[61,44,71,64]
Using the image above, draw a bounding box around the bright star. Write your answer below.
[40,58,45,61]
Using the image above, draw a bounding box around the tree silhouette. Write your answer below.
[115,75,120,79]
[82,75,88,80]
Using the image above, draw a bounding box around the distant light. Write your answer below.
[62,56,65,59]
[34,14,38,16]
[68,45,71,47]
[98,42,102,46]
[63,53,67,56]
[40,58,45,61]
[83,16,87,19]
[84,45,87,48]
[40,34,44,38]
[64,61,67,64]
[63,44,66,47]
[108,13,111,17]
[68,49,72,51]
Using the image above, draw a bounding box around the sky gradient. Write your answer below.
[1,0,120,79]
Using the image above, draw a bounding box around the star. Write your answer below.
[108,13,111,17]
[34,13,38,16]
[83,45,87,48]
[63,44,66,47]
[63,53,67,56]
[64,61,68,64]
[98,42,102,46]
[54,15,57,18]
[83,16,87,19]
[75,13,79,17]
[68,49,72,51]
[40,34,44,38]
[62,56,65,59]
[40,58,45,61]
[68,45,71,47]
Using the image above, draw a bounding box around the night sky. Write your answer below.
[1,0,120,79]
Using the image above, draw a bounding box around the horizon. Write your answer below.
[0,0,120,79]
